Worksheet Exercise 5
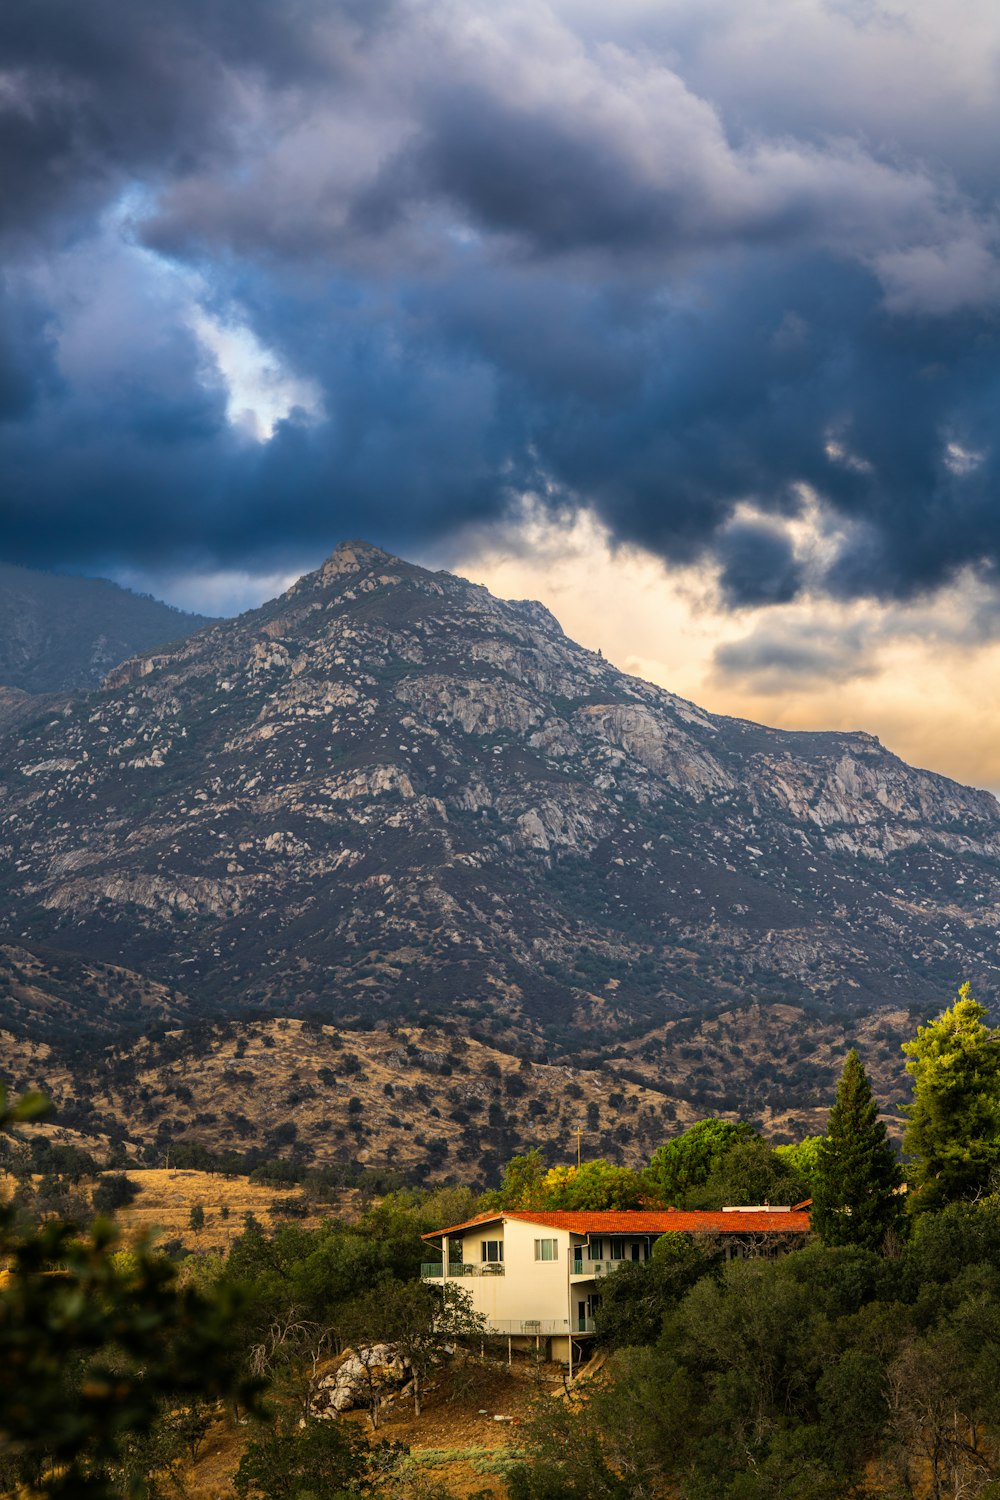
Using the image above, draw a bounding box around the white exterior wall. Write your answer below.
[445,1220,576,1332]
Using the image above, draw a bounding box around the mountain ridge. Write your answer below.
[0,538,997,1163]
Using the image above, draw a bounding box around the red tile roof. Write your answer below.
[422,1207,812,1240]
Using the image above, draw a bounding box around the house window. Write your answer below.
[609,1238,626,1261]
[534,1238,558,1261]
[480,1240,504,1263]
[588,1239,602,1260]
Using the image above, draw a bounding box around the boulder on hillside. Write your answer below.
[312,1344,410,1416]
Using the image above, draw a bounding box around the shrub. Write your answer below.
[92,1174,140,1215]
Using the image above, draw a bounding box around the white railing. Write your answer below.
[420,1262,505,1278]
[479,1317,596,1336]
[480,1318,577,1335]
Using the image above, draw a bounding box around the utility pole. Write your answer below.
[575,1127,590,1169]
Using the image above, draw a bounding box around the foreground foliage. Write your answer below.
[0,1088,260,1498]
[514,1209,1000,1498]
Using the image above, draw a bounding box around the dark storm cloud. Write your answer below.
[0,0,396,244]
[0,279,57,419]
[715,522,803,608]
[713,619,875,690]
[2,0,1000,615]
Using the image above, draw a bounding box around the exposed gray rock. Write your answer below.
[312,1344,410,1416]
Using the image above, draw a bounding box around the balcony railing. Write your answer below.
[420,1262,505,1278]
[476,1318,594,1336]
[571,1257,625,1278]
[571,1250,649,1277]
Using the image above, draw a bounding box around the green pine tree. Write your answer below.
[812,1049,903,1252]
[902,982,1000,1211]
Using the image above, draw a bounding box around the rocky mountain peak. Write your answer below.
[1,543,999,1144]
[314,538,403,586]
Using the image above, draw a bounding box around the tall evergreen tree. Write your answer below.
[902,983,1000,1211]
[812,1049,903,1252]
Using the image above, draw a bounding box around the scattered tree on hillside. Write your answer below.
[93,1172,141,1215]
[902,983,1000,1211]
[812,1049,903,1253]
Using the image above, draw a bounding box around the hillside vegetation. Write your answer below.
[5,994,1000,1499]
[0,560,210,694]
[1,1004,917,1185]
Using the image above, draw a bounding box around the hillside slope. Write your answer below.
[0,561,212,693]
[2,1003,912,1183]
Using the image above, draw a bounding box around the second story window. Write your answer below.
[534,1238,558,1261]
[481,1239,504,1263]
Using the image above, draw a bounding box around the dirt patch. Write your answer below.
[178,1414,247,1500]
[181,1359,543,1499]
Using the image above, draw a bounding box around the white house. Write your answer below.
[422,1206,811,1373]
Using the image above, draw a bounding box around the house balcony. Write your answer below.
[570,1257,617,1280]
[470,1317,596,1336]
[420,1262,505,1279]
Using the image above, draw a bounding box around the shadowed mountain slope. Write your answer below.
[0,561,212,694]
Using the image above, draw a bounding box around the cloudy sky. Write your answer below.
[3,0,1000,786]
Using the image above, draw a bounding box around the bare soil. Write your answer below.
[180,1357,550,1499]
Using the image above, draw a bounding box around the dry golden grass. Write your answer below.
[0,1166,356,1252]
[110,1168,344,1252]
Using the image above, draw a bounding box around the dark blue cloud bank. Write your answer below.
[2,0,1000,614]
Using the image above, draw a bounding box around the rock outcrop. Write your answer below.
[312,1345,411,1416]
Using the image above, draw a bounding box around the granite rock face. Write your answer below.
[1,540,998,1120]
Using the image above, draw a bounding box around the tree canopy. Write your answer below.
[641,1119,757,1207]
[812,1049,903,1252]
[482,1151,642,1211]
[902,983,1000,1211]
